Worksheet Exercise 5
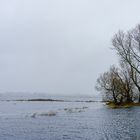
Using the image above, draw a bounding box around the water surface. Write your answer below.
[0,101,139,140]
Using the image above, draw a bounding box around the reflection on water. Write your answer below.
[0,101,139,140]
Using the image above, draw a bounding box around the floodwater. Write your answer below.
[0,101,140,140]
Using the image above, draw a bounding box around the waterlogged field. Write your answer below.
[0,101,140,140]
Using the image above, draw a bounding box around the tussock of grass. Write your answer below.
[106,102,140,109]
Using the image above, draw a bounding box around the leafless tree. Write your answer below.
[96,66,127,104]
[96,24,140,104]
[112,24,140,102]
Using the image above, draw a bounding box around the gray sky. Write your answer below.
[0,0,140,95]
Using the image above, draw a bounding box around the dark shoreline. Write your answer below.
[0,98,101,103]
[19,99,64,102]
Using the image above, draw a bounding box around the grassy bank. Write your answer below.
[106,102,140,109]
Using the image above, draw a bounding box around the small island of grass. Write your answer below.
[106,102,140,109]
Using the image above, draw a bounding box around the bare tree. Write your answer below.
[119,62,134,102]
[96,24,140,104]
[96,62,136,104]
[112,24,140,102]
[96,66,126,104]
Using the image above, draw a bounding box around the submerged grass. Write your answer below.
[106,102,140,109]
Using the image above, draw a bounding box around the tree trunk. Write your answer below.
[126,93,133,103]
[138,95,140,103]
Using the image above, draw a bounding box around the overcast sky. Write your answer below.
[0,0,140,95]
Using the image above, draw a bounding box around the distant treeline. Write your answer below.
[96,24,140,105]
